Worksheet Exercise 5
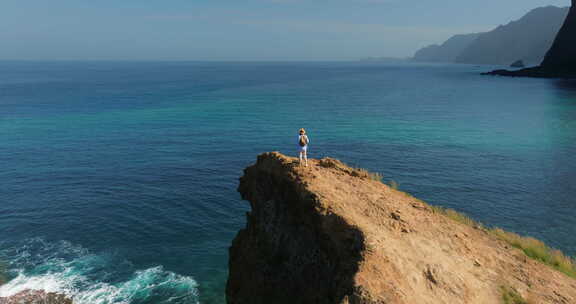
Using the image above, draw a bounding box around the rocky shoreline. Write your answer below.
[0,290,72,304]
[483,66,576,78]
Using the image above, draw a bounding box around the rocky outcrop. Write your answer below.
[0,290,72,304]
[484,66,576,78]
[487,1,576,78]
[227,153,365,304]
[227,152,576,304]
[510,60,525,68]
[541,0,576,70]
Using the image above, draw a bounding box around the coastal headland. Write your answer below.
[227,152,576,304]
[486,0,576,78]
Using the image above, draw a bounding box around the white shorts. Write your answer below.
[299,145,308,152]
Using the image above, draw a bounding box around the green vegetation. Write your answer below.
[500,286,527,304]
[491,228,576,278]
[430,206,482,229]
[347,163,576,279]
[430,205,576,279]
[350,166,393,186]
[353,167,383,182]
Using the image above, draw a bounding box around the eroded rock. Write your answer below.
[0,290,72,304]
[227,152,576,304]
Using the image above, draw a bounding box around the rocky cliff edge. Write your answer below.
[227,152,576,304]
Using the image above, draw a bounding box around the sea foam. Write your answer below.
[0,238,199,304]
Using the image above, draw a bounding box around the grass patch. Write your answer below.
[490,228,576,278]
[350,166,394,187]
[500,286,527,304]
[346,163,576,280]
[430,206,481,228]
[430,206,576,279]
[368,172,383,182]
[353,167,383,182]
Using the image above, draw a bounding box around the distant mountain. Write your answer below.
[456,6,569,65]
[412,6,568,66]
[413,33,481,62]
[486,0,576,77]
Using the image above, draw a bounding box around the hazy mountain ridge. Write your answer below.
[413,6,569,66]
[486,0,576,77]
[457,6,569,65]
[413,33,481,63]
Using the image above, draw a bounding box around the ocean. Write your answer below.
[1,61,575,303]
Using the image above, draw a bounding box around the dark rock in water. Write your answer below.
[483,67,576,78]
[510,60,525,68]
[485,1,576,78]
[0,290,73,304]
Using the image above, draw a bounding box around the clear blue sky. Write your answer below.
[0,0,570,60]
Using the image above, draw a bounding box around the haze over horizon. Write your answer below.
[1,0,571,61]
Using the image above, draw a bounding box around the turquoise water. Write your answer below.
[1,61,575,303]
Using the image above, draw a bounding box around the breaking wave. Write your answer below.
[0,238,199,304]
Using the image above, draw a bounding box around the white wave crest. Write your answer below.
[0,239,199,304]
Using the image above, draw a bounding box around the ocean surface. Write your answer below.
[1,61,575,303]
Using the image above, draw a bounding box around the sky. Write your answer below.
[0,0,571,61]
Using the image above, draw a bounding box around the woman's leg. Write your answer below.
[303,150,308,166]
[299,151,303,164]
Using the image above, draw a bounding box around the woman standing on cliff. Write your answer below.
[298,128,309,167]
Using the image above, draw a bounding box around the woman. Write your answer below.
[298,128,310,167]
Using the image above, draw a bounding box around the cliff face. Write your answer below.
[227,152,576,304]
[456,6,568,65]
[412,6,568,65]
[486,1,576,77]
[541,0,576,70]
[227,153,365,304]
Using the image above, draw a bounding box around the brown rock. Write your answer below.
[0,290,72,304]
[227,152,576,304]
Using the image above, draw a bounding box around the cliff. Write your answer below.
[412,6,568,66]
[540,0,576,71]
[456,6,568,65]
[227,152,576,304]
[413,33,481,63]
[487,1,576,77]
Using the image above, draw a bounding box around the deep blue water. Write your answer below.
[1,61,575,303]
